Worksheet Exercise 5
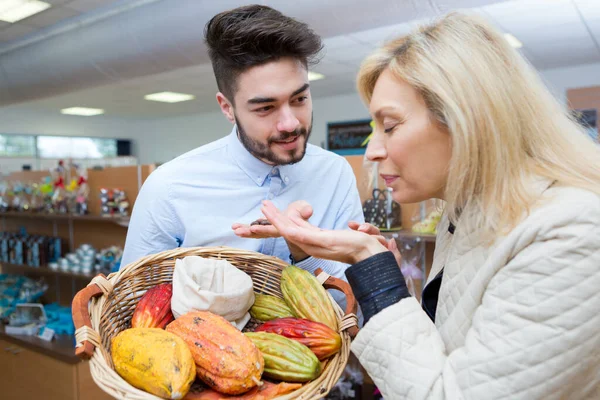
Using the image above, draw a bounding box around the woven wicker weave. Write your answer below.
[72,246,359,400]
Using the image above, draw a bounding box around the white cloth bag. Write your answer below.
[171,256,255,330]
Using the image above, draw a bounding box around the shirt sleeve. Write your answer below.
[296,159,365,314]
[120,168,182,268]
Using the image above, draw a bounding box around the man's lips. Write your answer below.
[272,135,300,150]
[273,136,299,144]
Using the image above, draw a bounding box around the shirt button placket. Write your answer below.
[263,170,282,255]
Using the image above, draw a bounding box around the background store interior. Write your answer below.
[1,0,599,170]
[0,0,598,399]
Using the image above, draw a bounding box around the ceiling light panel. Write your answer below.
[0,0,51,23]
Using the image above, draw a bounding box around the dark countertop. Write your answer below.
[0,324,80,364]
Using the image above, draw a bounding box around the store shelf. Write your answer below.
[0,262,97,280]
[382,229,437,243]
[0,211,129,227]
[0,324,79,364]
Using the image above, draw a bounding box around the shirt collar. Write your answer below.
[226,126,296,186]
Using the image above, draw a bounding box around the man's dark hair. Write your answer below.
[204,5,323,102]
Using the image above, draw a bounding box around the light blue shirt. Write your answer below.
[121,127,364,289]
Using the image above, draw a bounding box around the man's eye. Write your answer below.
[255,106,273,112]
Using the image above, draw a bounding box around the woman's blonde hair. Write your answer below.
[358,12,600,235]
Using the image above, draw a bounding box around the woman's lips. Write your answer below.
[380,174,399,185]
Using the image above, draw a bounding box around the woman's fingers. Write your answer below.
[348,221,381,236]
[388,238,402,267]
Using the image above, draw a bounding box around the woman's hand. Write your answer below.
[348,221,403,268]
[260,200,388,264]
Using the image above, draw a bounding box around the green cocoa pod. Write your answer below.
[245,332,321,383]
[280,265,338,331]
[250,294,295,321]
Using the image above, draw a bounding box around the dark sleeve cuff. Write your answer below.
[345,251,410,324]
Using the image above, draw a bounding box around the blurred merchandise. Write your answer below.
[0,181,8,212]
[361,161,401,230]
[5,303,47,336]
[397,239,425,281]
[58,244,122,275]
[44,303,75,335]
[411,199,444,234]
[100,188,130,217]
[50,160,69,214]
[67,161,90,215]
[0,274,48,320]
[0,229,63,267]
[99,245,123,273]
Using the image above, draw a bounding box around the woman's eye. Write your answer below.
[384,125,397,134]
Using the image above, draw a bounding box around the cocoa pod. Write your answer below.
[131,283,175,329]
[250,294,295,321]
[256,317,341,360]
[280,265,338,331]
[111,328,195,399]
[166,311,264,395]
[245,332,321,383]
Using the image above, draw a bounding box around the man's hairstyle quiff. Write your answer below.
[204,4,323,102]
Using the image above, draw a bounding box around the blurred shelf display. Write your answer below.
[382,229,437,243]
[0,211,130,226]
[1,263,97,280]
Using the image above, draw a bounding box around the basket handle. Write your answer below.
[72,275,106,360]
[315,268,359,338]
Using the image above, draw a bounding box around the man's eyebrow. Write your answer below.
[247,83,310,105]
[291,83,310,97]
[248,96,276,105]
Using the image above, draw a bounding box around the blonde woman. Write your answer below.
[259,12,600,400]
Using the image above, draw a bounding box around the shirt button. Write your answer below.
[271,167,279,174]
[267,193,274,200]
[284,176,289,183]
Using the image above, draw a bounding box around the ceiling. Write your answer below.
[0,0,119,42]
[0,0,599,119]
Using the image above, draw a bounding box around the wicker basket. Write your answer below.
[72,246,359,400]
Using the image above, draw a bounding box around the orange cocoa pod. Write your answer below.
[166,311,264,395]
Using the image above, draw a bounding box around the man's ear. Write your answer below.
[216,92,235,124]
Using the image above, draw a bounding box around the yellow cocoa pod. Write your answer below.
[280,265,338,331]
[111,328,195,399]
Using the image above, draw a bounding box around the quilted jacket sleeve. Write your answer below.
[351,193,600,400]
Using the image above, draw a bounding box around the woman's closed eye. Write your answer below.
[384,124,398,134]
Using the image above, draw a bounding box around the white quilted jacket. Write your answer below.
[351,184,600,399]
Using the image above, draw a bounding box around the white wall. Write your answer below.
[1,62,599,165]
[0,107,138,139]
[133,111,231,164]
[539,62,600,104]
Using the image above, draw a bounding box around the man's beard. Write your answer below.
[235,114,312,165]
